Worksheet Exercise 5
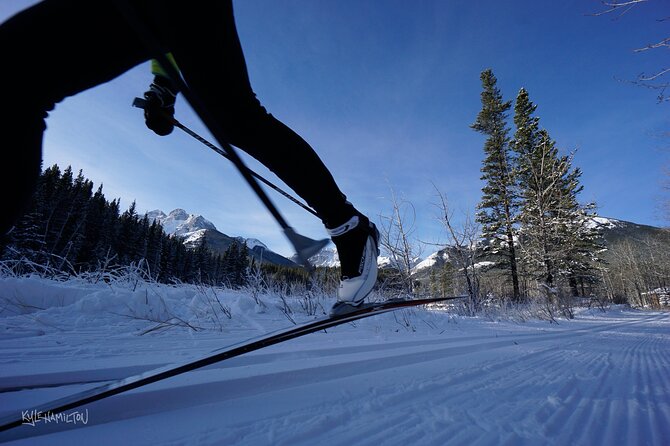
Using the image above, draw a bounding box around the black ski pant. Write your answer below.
[0,0,356,237]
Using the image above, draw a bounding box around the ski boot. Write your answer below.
[328,214,379,316]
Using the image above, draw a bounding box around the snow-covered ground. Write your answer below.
[0,275,668,445]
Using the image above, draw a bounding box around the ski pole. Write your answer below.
[132,98,319,218]
[113,0,328,268]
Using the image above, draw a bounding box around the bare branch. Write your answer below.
[378,184,421,297]
[634,37,670,53]
[614,68,670,103]
[638,67,670,82]
[588,0,647,18]
[431,184,481,314]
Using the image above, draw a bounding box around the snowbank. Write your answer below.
[0,275,668,445]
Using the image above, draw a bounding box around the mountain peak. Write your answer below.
[243,238,268,250]
[144,208,303,267]
[168,208,189,221]
[148,208,217,237]
[587,216,623,229]
[146,209,166,220]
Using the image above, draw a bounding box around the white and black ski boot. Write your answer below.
[328,214,379,316]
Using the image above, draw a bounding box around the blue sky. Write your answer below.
[2,1,668,257]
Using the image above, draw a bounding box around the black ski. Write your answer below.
[0,296,461,433]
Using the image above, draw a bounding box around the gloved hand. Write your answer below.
[143,76,178,136]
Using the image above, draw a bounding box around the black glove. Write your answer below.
[143,76,178,136]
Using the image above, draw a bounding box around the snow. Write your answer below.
[474,261,496,269]
[181,229,208,246]
[0,276,669,445]
[587,216,621,229]
[308,247,340,268]
[243,238,268,251]
[412,252,444,272]
[307,248,402,270]
[148,208,217,237]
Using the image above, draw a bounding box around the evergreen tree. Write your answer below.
[553,162,605,296]
[511,89,546,285]
[97,196,121,266]
[2,164,265,288]
[236,242,250,287]
[4,172,46,260]
[115,201,142,265]
[471,69,521,300]
[512,92,604,293]
[192,237,210,283]
[429,261,456,298]
[517,130,566,286]
[56,169,93,270]
[45,165,75,262]
[76,184,106,269]
[220,241,249,287]
[145,220,163,280]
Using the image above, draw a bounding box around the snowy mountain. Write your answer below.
[146,209,668,273]
[147,209,297,267]
[306,247,339,268]
[147,209,217,238]
[244,238,268,251]
[412,216,669,280]
[587,216,623,230]
[412,251,450,273]
[304,247,408,270]
[590,216,668,246]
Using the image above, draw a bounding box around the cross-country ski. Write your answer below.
[0,296,461,433]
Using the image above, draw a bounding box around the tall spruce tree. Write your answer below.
[471,69,521,300]
[511,89,547,285]
[512,91,603,292]
[516,129,566,286]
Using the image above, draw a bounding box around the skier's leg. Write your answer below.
[166,1,378,305]
[164,1,357,229]
[0,0,160,236]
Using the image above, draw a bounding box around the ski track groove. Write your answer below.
[2,314,658,389]
[273,313,670,446]
[641,331,669,445]
[2,312,668,445]
[229,315,660,445]
[0,332,539,389]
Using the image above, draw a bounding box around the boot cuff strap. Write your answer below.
[327,215,359,237]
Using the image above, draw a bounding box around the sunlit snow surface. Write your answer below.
[0,276,668,445]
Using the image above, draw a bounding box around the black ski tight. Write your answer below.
[0,0,355,236]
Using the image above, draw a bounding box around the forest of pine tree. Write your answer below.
[1,165,250,287]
